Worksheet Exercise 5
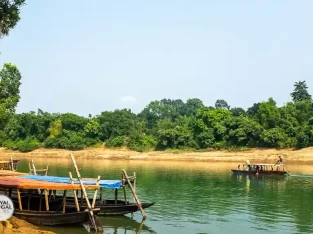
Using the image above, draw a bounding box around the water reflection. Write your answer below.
[43,216,156,234]
[11,159,313,233]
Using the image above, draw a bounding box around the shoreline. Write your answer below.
[1,147,313,164]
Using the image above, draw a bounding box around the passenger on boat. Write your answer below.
[238,165,241,170]
[276,156,283,165]
[256,165,260,173]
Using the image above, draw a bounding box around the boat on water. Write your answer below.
[0,176,100,226]
[18,173,156,216]
[231,160,289,175]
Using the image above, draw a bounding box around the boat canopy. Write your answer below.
[19,175,121,189]
[0,176,99,190]
[246,163,284,167]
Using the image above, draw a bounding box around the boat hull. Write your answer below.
[231,169,287,175]
[18,195,155,216]
[71,200,156,216]
[14,209,95,226]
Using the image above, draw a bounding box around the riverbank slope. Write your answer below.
[0,216,55,234]
[1,147,313,164]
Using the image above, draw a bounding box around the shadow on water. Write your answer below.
[42,216,156,234]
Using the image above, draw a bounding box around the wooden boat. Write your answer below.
[231,161,289,175]
[0,176,100,226]
[18,172,156,217]
[24,194,156,216]
[0,158,20,171]
[68,199,156,216]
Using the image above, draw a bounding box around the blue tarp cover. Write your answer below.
[19,175,121,189]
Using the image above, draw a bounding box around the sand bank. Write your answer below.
[0,216,55,234]
[0,147,313,164]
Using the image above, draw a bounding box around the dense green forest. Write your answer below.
[1,1,313,153]
[0,61,312,153]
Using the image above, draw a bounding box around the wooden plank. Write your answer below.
[0,176,99,190]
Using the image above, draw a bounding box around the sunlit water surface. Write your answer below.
[14,159,313,234]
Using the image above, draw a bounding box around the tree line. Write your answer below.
[0,62,312,152]
[0,1,312,152]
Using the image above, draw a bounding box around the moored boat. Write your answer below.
[18,172,156,216]
[0,176,100,226]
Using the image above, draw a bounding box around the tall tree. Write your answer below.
[0,63,22,129]
[291,81,312,102]
[215,99,230,110]
[0,0,26,38]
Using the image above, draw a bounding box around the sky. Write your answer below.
[0,0,313,116]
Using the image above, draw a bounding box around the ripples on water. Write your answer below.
[16,160,313,234]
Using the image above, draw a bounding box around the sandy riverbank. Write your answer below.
[0,216,55,234]
[0,147,313,164]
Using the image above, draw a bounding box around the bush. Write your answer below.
[127,134,157,152]
[4,137,40,152]
[106,136,128,148]
[43,130,89,150]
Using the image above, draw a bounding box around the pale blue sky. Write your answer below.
[1,0,312,116]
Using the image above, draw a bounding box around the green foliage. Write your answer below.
[127,134,157,152]
[291,81,312,102]
[105,136,128,148]
[48,119,62,138]
[215,99,230,110]
[0,63,22,129]
[1,79,313,153]
[0,0,25,38]
[4,137,40,152]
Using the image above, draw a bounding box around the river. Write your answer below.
[15,159,313,234]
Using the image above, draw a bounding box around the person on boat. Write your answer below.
[276,156,283,165]
[256,165,260,173]
[238,165,241,170]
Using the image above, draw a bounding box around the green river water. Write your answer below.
[14,159,313,234]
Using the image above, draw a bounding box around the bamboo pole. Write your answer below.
[45,189,49,211]
[92,176,101,208]
[70,153,98,231]
[69,172,80,212]
[62,190,67,214]
[17,189,22,210]
[28,189,31,210]
[133,172,136,203]
[121,172,127,204]
[48,189,52,202]
[45,165,49,176]
[123,186,127,204]
[100,187,103,203]
[39,190,43,211]
[10,155,14,171]
[8,188,12,198]
[31,159,37,175]
[28,163,33,174]
[115,189,118,205]
[122,169,147,219]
